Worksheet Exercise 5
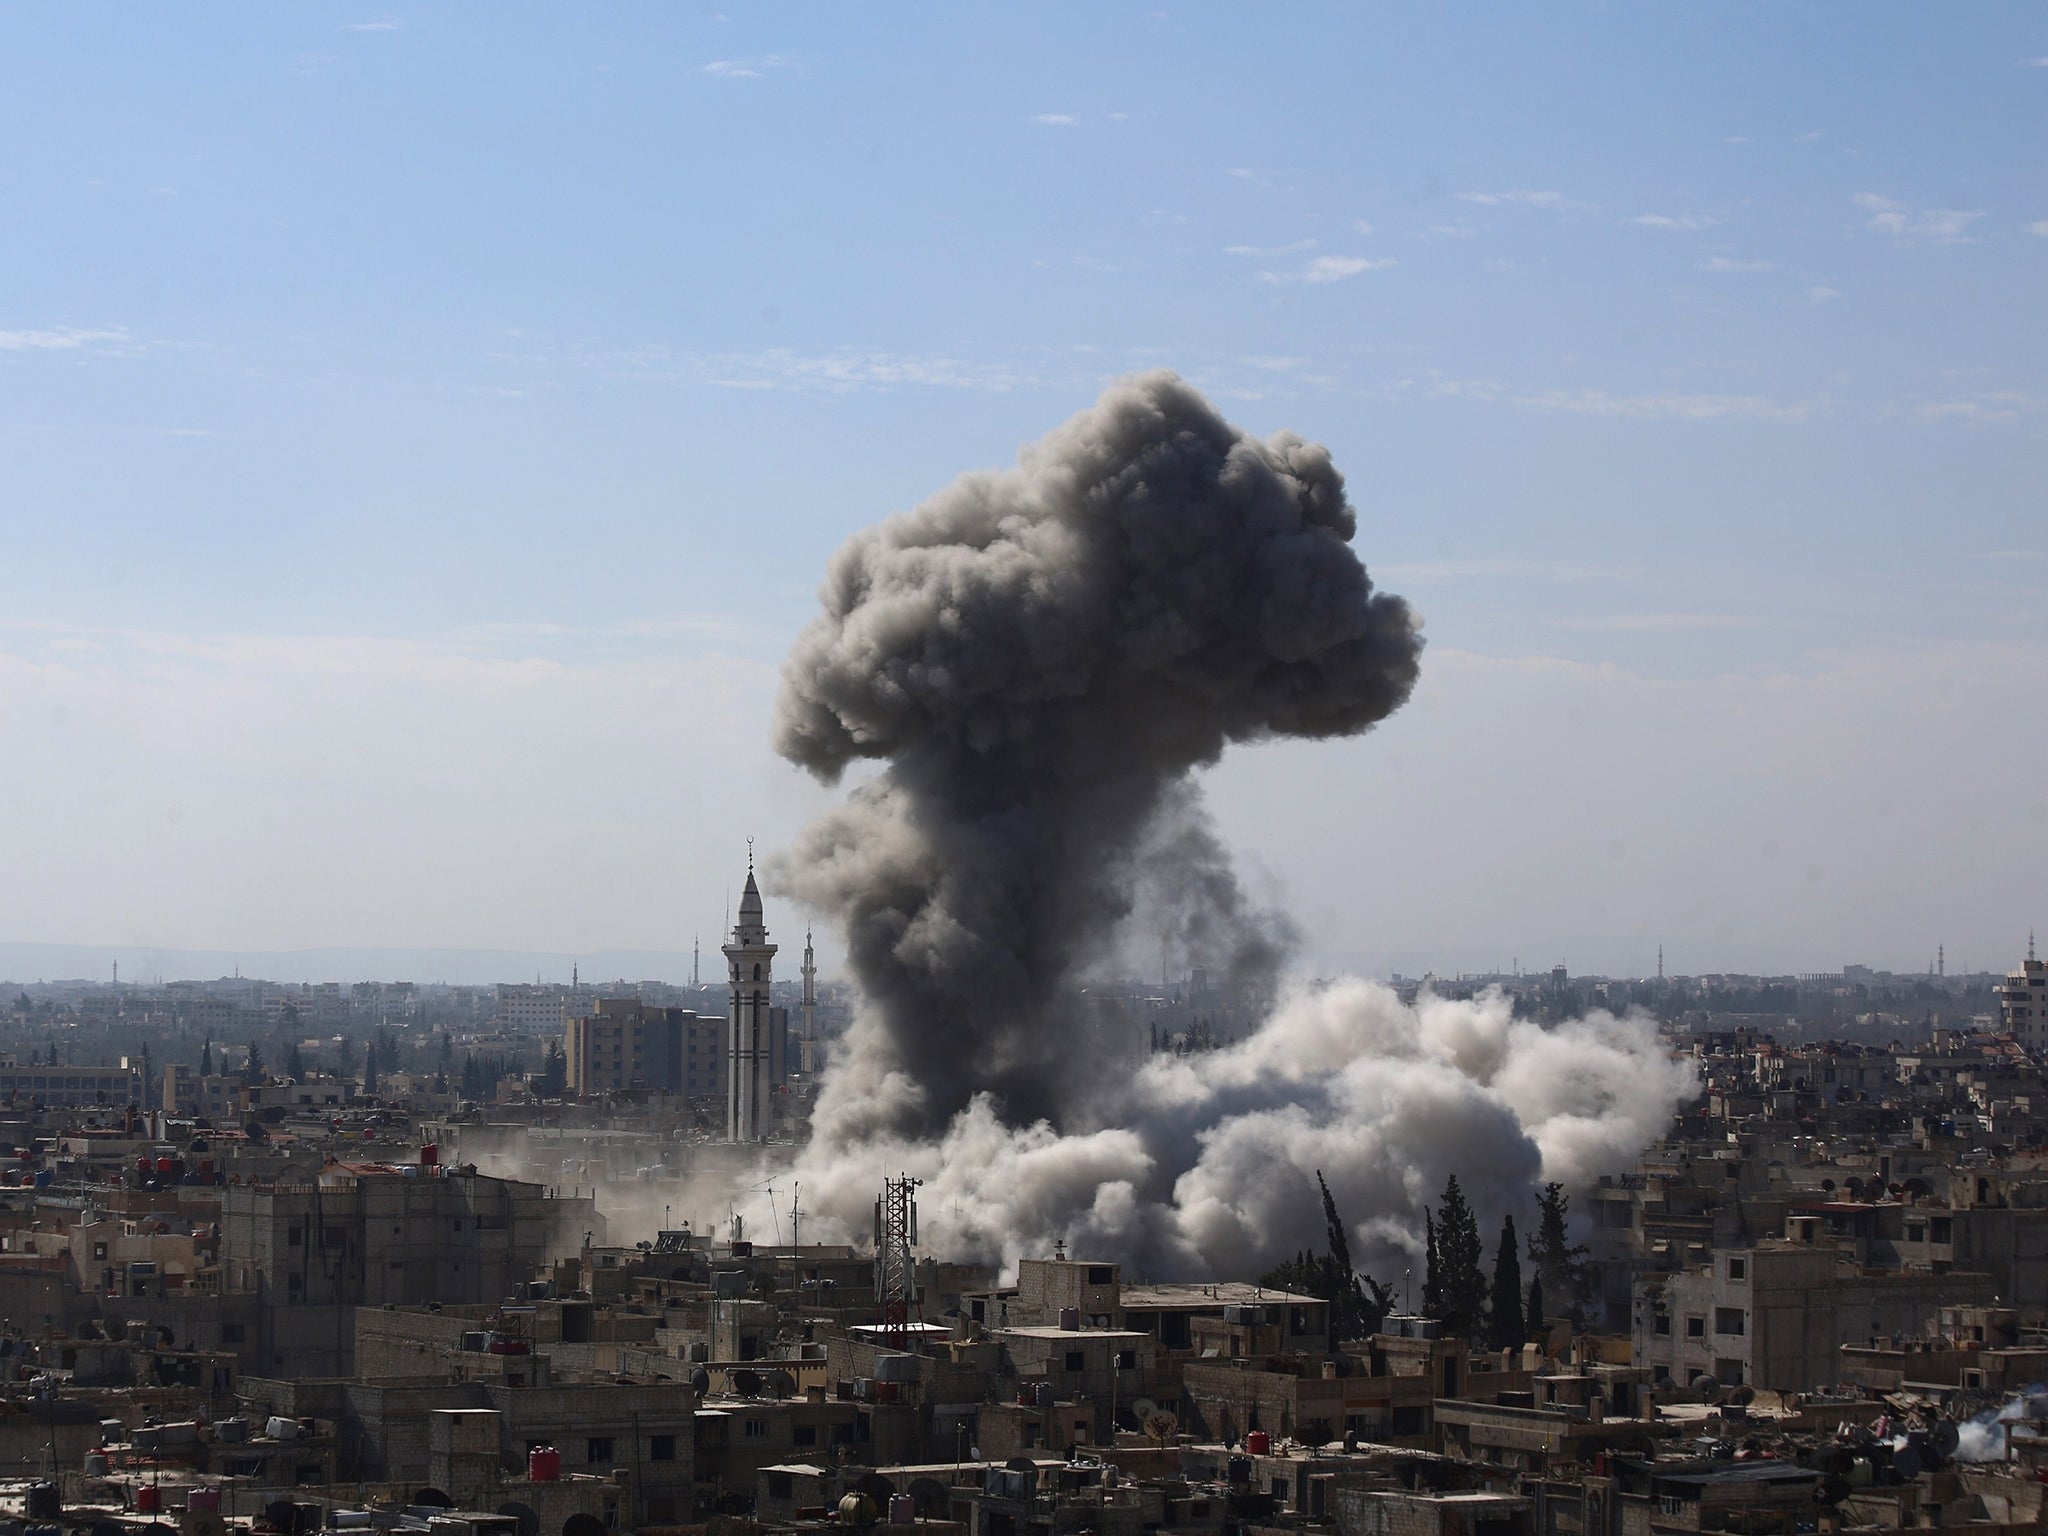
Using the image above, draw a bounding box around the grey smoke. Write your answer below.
[763,372,1696,1279]
[774,371,1420,1140]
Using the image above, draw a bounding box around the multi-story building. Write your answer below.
[0,1061,143,1107]
[1997,938,2047,1051]
[496,984,569,1036]
[564,999,712,1097]
[220,1163,601,1375]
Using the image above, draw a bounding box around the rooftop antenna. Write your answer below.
[692,936,700,988]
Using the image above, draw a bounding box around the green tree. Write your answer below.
[1527,1182,1592,1329]
[243,1040,264,1084]
[1431,1175,1486,1339]
[284,1041,306,1081]
[199,1039,213,1076]
[540,1039,568,1097]
[138,1042,155,1107]
[1526,1275,1545,1336]
[363,1034,380,1096]
[334,1034,359,1079]
[1485,1214,1524,1350]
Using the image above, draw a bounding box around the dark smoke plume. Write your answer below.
[773,371,1422,1141]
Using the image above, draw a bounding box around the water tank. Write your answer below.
[136,1487,162,1514]
[214,1417,248,1444]
[82,1453,108,1477]
[874,1354,919,1383]
[188,1489,221,1514]
[528,1447,562,1483]
[887,1494,915,1525]
[1057,1308,1080,1331]
[837,1494,878,1527]
[1017,1386,1036,1408]
[266,1416,300,1442]
[420,1144,440,1168]
[154,1157,174,1177]
[33,1170,51,1188]
[1246,1431,1272,1455]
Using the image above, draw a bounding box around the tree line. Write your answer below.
[1261,1173,1593,1349]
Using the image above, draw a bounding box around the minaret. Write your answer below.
[801,927,818,1059]
[724,842,777,1143]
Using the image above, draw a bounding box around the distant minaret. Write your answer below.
[572,961,578,990]
[692,935,700,988]
[1657,946,1663,983]
[801,928,817,1045]
[1938,944,1945,978]
[725,841,777,1143]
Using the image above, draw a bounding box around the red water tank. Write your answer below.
[420,1143,439,1168]
[154,1157,174,1176]
[188,1489,221,1514]
[137,1486,162,1513]
[529,1447,562,1483]
[1246,1431,1272,1455]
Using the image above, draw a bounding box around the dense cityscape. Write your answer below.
[0,868,2041,1535]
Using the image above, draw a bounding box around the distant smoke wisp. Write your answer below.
[766,371,1691,1275]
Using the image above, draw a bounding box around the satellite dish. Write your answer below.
[764,1369,798,1398]
[1693,1375,1721,1402]
[1725,1385,1755,1407]
[1144,1410,1180,1446]
[1132,1397,1160,1422]
[688,1368,711,1395]
[495,1504,540,1536]
[730,1368,761,1397]
[1930,1421,1961,1458]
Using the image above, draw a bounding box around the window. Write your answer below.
[1116,1349,1137,1370]
[1685,1316,1704,1339]
[1653,1315,1670,1336]
[222,1323,246,1344]
[1064,1350,1085,1372]
[93,1242,108,1261]
[586,1438,614,1465]
[649,1435,675,1462]
[287,1227,302,1247]
[1714,1308,1745,1336]
[744,1419,768,1440]
[792,1425,817,1447]
[1086,1265,1114,1285]
[1727,1258,1745,1280]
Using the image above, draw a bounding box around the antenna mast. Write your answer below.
[874,1173,921,1349]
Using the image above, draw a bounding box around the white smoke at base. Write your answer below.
[770,979,1697,1282]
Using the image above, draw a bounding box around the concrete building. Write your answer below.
[565,999,710,1097]
[0,1062,142,1107]
[1997,937,2047,1052]
[220,1164,600,1375]
[1631,1240,1994,1392]
[724,862,781,1143]
[496,984,568,1036]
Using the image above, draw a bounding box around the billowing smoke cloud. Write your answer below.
[786,979,1697,1280]
[775,371,1419,1139]
[766,372,1693,1277]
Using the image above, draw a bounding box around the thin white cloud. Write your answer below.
[1350,219,1374,236]
[1912,391,2045,425]
[702,54,797,79]
[2026,220,2048,238]
[1416,224,1475,240]
[341,20,401,31]
[1454,189,1586,210]
[1852,193,1983,245]
[1257,254,1396,285]
[1424,378,1816,424]
[1629,213,1721,230]
[1699,256,1774,273]
[1805,285,1841,306]
[2024,56,2048,67]
[1224,239,1316,257]
[1030,113,1078,126]
[0,325,137,355]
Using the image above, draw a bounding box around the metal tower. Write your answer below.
[874,1173,921,1347]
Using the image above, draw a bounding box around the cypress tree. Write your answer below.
[1527,1275,1545,1336]
[1434,1175,1486,1339]
[1527,1182,1592,1328]
[1486,1214,1524,1350]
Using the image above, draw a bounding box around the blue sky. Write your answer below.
[2,5,2043,979]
